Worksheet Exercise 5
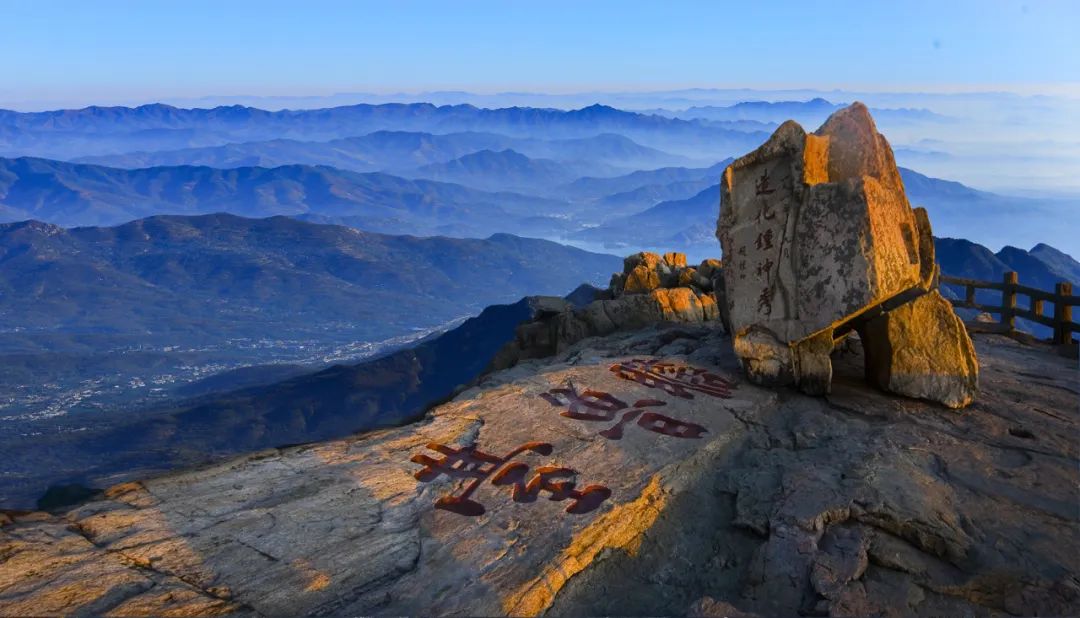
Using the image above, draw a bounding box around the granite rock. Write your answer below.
[716,103,976,406]
[2,328,1074,617]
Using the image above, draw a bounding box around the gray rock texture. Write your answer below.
[1,326,1076,617]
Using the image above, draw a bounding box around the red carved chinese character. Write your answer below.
[539,383,626,422]
[410,441,610,517]
[491,464,612,514]
[637,412,708,438]
[541,383,707,440]
[609,359,736,399]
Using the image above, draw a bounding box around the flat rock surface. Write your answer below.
[1,325,1077,617]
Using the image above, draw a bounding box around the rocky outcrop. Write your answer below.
[861,290,979,408]
[717,102,977,407]
[2,327,1076,616]
[492,252,725,370]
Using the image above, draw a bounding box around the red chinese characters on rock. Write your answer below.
[609,359,737,400]
[540,382,708,440]
[410,441,611,517]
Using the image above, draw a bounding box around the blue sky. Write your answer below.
[2,0,1078,106]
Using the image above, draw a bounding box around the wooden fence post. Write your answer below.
[965,284,975,306]
[1054,282,1073,344]
[1001,272,1018,330]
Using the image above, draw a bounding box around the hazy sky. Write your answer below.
[2,0,1078,107]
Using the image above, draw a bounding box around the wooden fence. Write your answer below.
[940,272,1079,345]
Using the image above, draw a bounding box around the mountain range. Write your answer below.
[73,130,691,175]
[571,184,721,248]
[0,156,572,235]
[0,102,769,161]
[4,153,1075,258]
[657,98,950,126]
[0,214,620,444]
[937,238,1080,292]
[567,166,1080,258]
[0,213,618,352]
[409,148,583,193]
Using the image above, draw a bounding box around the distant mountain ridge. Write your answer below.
[664,98,950,125]
[73,130,691,175]
[0,213,622,464]
[0,156,571,235]
[0,102,770,160]
[410,148,580,193]
[572,184,720,247]
[0,213,619,350]
[936,237,1079,290]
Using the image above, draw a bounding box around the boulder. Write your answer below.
[697,258,723,280]
[609,272,626,296]
[663,252,688,269]
[860,290,979,408]
[651,288,706,322]
[496,283,726,369]
[601,293,665,332]
[678,267,697,287]
[716,102,977,406]
[698,291,720,321]
[732,326,795,387]
[623,265,661,294]
[623,251,662,273]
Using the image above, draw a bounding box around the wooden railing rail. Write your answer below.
[940,272,1077,345]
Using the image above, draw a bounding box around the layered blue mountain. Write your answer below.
[566,166,1078,259]
[564,161,729,199]
[0,102,769,161]
[571,184,720,248]
[74,131,690,175]
[0,214,620,445]
[0,156,571,235]
[408,149,576,191]
[665,98,949,126]
[898,168,1079,255]
[0,213,617,348]
[936,237,1079,291]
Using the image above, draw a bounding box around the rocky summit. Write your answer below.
[0,323,1076,616]
[717,103,978,407]
[1,102,1075,618]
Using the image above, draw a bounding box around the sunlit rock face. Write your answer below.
[716,102,978,407]
[492,251,727,371]
[861,289,979,408]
